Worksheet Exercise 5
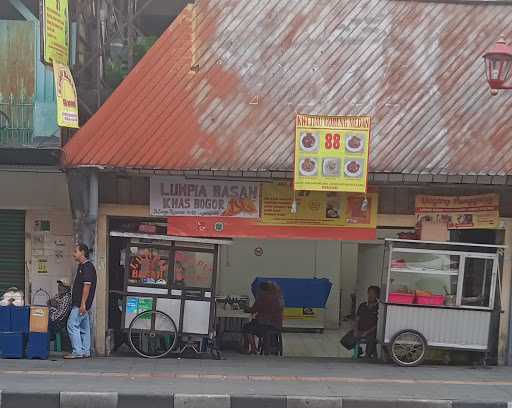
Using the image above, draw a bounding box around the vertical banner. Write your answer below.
[294,114,371,193]
[41,0,69,65]
[53,62,79,128]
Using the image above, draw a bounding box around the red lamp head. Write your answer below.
[483,38,512,91]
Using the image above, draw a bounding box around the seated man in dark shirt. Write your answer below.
[354,285,380,358]
[341,285,380,358]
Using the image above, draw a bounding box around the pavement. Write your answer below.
[0,354,511,407]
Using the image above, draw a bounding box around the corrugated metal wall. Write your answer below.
[0,210,25,294]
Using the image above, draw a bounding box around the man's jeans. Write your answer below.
[67,307,91,356]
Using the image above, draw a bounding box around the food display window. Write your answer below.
[385,241,499,310]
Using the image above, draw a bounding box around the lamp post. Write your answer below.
[483,38,512,94]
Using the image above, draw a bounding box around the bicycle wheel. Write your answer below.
[128,310,178,359]
[390,329,427,367]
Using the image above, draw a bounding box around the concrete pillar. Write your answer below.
[499,219,512,365]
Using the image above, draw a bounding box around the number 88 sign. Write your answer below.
[294,114,371,193]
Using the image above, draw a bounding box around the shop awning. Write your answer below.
[62,0,512,178]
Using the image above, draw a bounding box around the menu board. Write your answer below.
[261,182,377,228]
[294,114,371,193]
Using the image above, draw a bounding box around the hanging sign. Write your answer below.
[53,62,79,128]
[41,0,69,64]
[168,182,378,240]
[260,182,377,228]
[415,194,500,229]
[150,176,260,217]
[294,114,371,193]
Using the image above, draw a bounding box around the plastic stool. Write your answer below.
[55,330,62,352]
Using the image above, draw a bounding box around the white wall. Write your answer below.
[218,238,341,328]
[356,244,385,306]
[26,209,75,304]
[0,170,70,210]
[0,170,74,303]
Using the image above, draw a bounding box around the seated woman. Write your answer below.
[243,281,284,354]
[48,279,73,339]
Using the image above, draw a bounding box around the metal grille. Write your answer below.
[0,210,26,295]
[0,95,33,146]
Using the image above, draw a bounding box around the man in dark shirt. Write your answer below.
[353,285,380,358]
[65,243,97,359]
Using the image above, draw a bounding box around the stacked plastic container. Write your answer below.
[26,306,49,359]
[0,306,29,358]
[0,306,49,359]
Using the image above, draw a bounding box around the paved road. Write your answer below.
[0,354,511,402]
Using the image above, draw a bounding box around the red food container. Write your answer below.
[388,292,415,304]
[416,295,445,306]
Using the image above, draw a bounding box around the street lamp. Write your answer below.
[483,38,512,93]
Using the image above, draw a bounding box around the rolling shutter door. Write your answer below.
[0,210,25,294]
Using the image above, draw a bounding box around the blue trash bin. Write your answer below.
[0,332,25,358]
[0,307,10,331]
[10,306,30,333]
[26,332,49,360]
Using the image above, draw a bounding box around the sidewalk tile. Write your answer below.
[118,394,173,408]
[174,394,229,408]
[231,395,286,408]
[342,399,451,408]
[452,402,508,408]
[60,392,117,408]
[287,396,342,408]
[1,391,59,408]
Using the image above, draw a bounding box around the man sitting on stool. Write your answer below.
[341,285,380,359]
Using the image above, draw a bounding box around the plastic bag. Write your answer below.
[0,287,25,306]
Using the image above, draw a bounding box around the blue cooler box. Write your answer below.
[0,332,24,358]
[26,332,49,360]
[10,306,30,333]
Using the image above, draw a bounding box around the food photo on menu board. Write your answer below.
[294,114,371,193]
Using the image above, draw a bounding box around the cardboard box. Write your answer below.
[29,306,49,333]
[420,222,449,242]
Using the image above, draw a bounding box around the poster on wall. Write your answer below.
[415,194,500,229]
[53,62,79,128]
[294,114,371,193]
[168,182,378,240]
[150,176,260,217]
[261,182,377,228]
[40,0,69,65]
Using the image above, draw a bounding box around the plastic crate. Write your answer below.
[388,292,415,304]
[10,306,30,333]
[26,332,49,360]
[0,332,24,358]
[416,295,445,306]
[0,307,10,331]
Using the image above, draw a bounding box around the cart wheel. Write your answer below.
[128,310,178,359]
[390,329,427,367]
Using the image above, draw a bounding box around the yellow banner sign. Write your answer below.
[261,182,377,228]
[53,62,79,128]
[42,0,69,64]
[294,114,371,193]
[415,194,500,229]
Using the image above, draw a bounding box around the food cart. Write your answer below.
[110,231,229,359]
[380,239,503,367]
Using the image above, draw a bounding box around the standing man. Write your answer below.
[65,243,97,359]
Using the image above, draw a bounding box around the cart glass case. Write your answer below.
[381,239,502,362]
